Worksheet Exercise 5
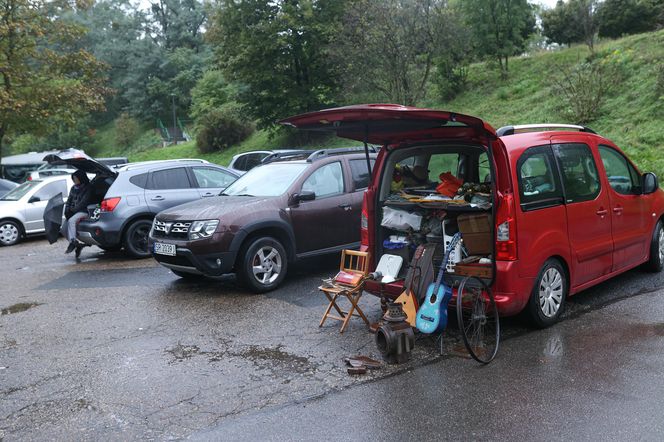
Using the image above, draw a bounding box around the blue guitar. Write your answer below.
[416,233,462,334]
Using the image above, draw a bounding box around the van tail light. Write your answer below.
[27,175,32,181]
[495,192,517,261]
[101,197,121,212]
[360,193,369,247]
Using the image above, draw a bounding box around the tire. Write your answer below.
[456,276,500,364]
[526,259,567,328]
[643,221,664,272]
[0,220,22,246]
[238,236,288,293]
[122,219,153,258]
[171,270,201,280]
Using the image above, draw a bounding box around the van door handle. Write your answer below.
[596,208,608,217]
[202,192,215,197]
[613,206,623,215]
[151,196,165,201]
[338,204,352,211]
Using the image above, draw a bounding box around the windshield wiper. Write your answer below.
[234,193,254,197]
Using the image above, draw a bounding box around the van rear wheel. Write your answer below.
[526,259,567,328]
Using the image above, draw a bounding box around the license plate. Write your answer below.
[154,242,176,256]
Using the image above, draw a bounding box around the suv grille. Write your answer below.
[153,220,192,239]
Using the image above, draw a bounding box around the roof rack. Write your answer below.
[262,146,377,164]
[496,124,596,137]
[306,146,377,162]
[118,159,209,171]
[261,150,315,164]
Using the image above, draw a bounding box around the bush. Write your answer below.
[115,113,140,148]
[552,52,624,123]
[656,63,664,101]
[195,104,254,153]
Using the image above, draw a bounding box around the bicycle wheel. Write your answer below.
[456,276,500,364]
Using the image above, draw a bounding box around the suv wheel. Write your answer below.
[239,237,288,293]
[644,221,663,272]
[123,219,152,258]
[526,259,567,328]
[0,220,22,246]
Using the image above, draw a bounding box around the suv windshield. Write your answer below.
[223,163,308,197]
[1,180,41,201]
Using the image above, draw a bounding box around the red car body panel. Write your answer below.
[283,105,664,317]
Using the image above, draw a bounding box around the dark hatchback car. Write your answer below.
[150,148,376,292]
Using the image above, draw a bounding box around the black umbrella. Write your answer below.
[44,192,65,244]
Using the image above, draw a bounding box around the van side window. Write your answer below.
[553,143,601,203]
[599,145,641,195]
[428,153,460,182]
[478,152,491,183]
[517,146,563,211]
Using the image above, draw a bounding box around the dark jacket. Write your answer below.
[65,170,93,219]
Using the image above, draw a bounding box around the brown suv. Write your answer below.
[149,148,376,292]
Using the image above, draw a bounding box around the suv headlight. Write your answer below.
[189,220,219,240]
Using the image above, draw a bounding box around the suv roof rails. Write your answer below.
[261,150,315,164]
[496,124,596,137]
[262,146,377,164]
[119,159,209,170]
[306,146,377,162]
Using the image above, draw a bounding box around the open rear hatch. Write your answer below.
[279,104,498,144]
[43,149,118,178]
[282,104,508,300]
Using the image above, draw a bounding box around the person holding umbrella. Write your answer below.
[63,170,93,257]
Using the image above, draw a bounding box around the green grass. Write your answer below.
[426,30,664,177]
[91,29,664,176]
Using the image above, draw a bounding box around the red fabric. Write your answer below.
[436,172,463,197]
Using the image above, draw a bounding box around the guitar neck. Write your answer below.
[431,233,461,295]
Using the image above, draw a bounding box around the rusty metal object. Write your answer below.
[375,302,415,364]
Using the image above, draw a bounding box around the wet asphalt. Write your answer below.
[1,237,663,440]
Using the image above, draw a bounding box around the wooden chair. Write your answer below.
[318,250,371,333]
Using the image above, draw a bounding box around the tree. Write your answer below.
[597,0,661,38]
[208,0,346,129]
[542,0,584,47]
[569,0,599,51]
[460,0,535,77]
[331,0,445,106]
[0,0,110,159]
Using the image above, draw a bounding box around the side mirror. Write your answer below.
[28,196,40,203]
[642,172,658,194]
[290,190,316,205]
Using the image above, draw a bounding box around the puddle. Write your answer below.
[166,343,202,362]
[1,302,42,315]
[238,345,315,374]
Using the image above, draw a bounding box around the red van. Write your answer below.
[282,104,664,327]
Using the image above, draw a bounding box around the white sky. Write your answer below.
[136,0,562,12]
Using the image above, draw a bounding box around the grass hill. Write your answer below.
[92,29,664,177]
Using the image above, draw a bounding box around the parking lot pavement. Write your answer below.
[1,238,664,440]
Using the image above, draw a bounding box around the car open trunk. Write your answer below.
[43,149,118,205]
[282,104,510,301]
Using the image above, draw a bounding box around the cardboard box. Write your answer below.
[454,263,493,279]
[457,213,492,255]
[462,232,492,255]
[458,213,491,234]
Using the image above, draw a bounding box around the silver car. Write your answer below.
[0,175,72,246]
